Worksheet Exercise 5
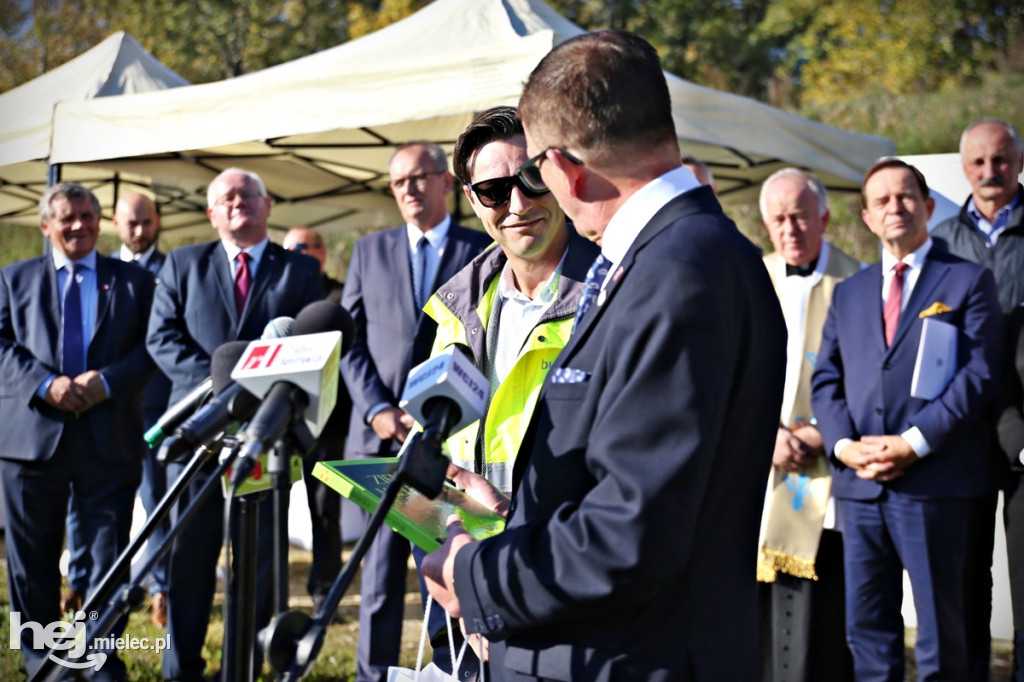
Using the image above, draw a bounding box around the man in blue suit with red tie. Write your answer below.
[813,158,1003,681]
[147,168,322,681]
[0,182,155,681]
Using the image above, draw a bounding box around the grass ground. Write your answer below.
[0,540,429,681]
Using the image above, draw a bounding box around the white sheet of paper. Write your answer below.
[910,317,957,400]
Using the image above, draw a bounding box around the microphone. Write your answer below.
[400,345,487,448]
[228,302,353,485]
[156,341,259,464]
[144,377,213,448]
[144,317,295,448]
[392,346,487,499]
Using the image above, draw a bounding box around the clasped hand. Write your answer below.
[44,370,106,414]
[838,435,919,482]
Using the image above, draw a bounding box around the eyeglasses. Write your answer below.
[390,170,446,191]
[287,243,310,252]
[515,147,584,193]
[212,190,263,208]
[468,172,551,208]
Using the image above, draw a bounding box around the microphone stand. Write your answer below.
[223,423,314,682]
[29,439,242,682]
[263,417,451,681]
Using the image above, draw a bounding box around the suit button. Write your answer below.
[875,408,883,415]
[882,362,891,370]
[509,500,517,514]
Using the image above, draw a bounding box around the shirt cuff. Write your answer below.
[901,426,931,458]
[36,374,58,400]
[100,373,111,399]
[834,438,854,459]
[365,402,392,424]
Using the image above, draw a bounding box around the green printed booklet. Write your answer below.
[313,457,505,551]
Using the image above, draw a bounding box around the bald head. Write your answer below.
[114,192,160,255]
[283,226,326,272]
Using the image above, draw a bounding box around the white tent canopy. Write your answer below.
[0,31,189,226]
[47,0,895,235]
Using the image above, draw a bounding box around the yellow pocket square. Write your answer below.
[919,302,953,318]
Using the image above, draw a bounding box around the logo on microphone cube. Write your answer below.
[400,346,487,436]
[240,343,281,371]
[231,331,342,436]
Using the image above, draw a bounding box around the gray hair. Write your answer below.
[206,167,269,208]
[959,118,1024,157]
[759,168,829,219]
[39,182,101,222]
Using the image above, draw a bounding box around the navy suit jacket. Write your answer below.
[0,253,155,464]
[452,187,788,681]
[812,248,1003,500]
[340,223,490,456]
[147,240,322,403]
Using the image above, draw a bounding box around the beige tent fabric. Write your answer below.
[44,0,894,235]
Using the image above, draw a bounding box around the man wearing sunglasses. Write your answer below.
[424,106,599,502]
[340,142,490,682]
[422,31,787,681]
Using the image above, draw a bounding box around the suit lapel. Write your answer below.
[856,265,886,352]
[211,245,240,329]
[890,256,948,352]
[392,227,418,316]
[93,257,115,342]
[435,227,467,294]
[242,243,280,329]
[41,258,62,362]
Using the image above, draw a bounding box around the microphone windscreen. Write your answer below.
[211,341,252,394]
[261,316,295,340]
[294,300,356,354]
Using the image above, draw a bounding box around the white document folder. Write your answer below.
[911,317,958,400]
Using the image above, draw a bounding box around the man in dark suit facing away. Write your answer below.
[812,159,1003,680]
[0,182,155,681]
[422,31,788,681]
[340,141,490,681]
[147,167,322,681]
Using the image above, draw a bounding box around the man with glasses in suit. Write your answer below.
[341,142,490,681]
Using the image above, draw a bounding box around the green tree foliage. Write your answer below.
[0,0,425,89]
[0,0,110,91]
[547,0,775,99]
[757,0,1024,109]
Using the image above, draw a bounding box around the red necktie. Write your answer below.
[883,262,908,347]
[234,252,251,314]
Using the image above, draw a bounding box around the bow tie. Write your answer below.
[785,258,818,277]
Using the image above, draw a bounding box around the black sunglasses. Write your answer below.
[468,172,550,208]
[515,147,584,193]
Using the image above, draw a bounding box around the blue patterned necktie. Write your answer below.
[62,262,85,377]
[572,254,610,333]
[411,236,429,309]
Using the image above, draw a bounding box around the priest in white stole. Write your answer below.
[756,169,862,682]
